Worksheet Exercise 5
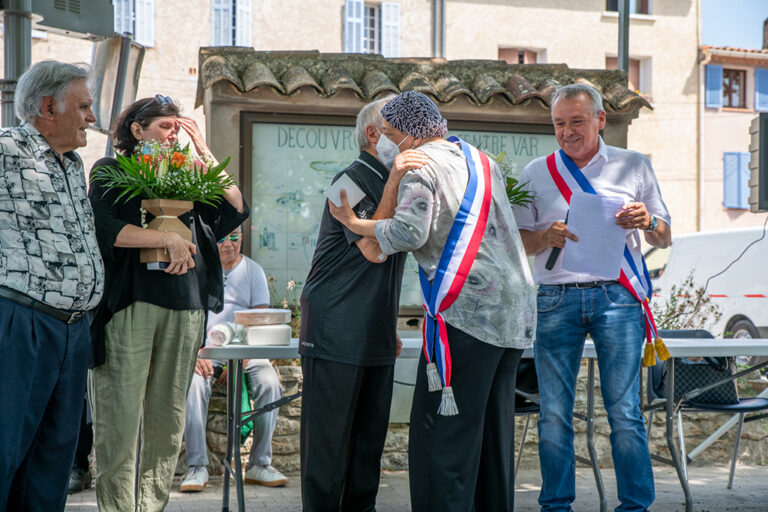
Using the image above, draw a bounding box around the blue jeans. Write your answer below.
[534,284,654,512]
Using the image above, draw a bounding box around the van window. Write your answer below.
[644,246,671,279]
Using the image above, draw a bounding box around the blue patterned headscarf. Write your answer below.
[381,91,448,139]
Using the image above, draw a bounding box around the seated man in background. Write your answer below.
[180,226,288,492]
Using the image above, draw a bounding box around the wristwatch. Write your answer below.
[644,214,658,232]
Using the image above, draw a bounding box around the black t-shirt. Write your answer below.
[299,151,407,366]
[87,157,249,363]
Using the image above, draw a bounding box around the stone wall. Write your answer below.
[180,360,768,477]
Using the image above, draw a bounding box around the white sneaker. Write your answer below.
[180,466,208,492]
[244,464,289,487]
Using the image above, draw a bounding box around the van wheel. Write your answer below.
[727,319,762,368]
[728,319,759,339]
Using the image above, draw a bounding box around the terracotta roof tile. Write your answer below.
[241,61,283,94]
[196,48,652,114]
[701,45,768,55]
[321,66,363,97]
[281,65,321,95]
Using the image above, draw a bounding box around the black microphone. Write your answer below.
[545,210,569,271]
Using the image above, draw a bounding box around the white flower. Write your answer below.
[287,280,296,291]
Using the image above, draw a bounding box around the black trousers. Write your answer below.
[300,356,394,512]
[409,323,523,512]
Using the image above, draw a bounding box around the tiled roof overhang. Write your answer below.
[196,47,652,116]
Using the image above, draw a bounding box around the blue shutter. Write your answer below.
[723,152,739,208]
[705,65,723,109]
[738,152,750,209]
[723,152,749,209]
[381,3,401,58]
[756,68,768,112]
[344,0,364,53]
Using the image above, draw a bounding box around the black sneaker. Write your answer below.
[67,467,92,494]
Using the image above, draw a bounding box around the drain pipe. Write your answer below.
[432,0,439,57]
[432,0,446,58]
[440,0,446,58]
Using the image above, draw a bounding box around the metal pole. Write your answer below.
[618,0,630,73]
[105,35,133,157]
[1,0,32,127]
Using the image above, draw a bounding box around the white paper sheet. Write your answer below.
[561,191,627,279]
[324,173,366,209]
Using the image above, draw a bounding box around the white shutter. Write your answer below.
[134,0,155,47]
[344,0,364,53]
[211,0,234,46]
[113,0,132,35]
[381,2,401,58]
[235,0,252,47]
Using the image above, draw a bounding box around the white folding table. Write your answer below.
[200,337,768,512]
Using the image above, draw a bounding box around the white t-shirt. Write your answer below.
[512,137,671,285]
[207,255,270,332]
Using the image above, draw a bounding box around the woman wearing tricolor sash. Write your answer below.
[331,91,536,512]
[513,84,671,512]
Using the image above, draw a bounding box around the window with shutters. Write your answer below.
[211,0,252,47]
[344,1,400,58]
[723,152,750,210]
[113,0,154,47]
[723,69,746,109]
[362,5,380,54]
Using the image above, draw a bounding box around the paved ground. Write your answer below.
[65,464,768,511]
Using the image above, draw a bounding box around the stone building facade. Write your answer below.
[2,0,703,234]
[700,44,768,229]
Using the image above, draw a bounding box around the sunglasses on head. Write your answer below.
[135,94,175,117]
[218,233,241,244]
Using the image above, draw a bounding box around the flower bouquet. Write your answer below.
[91,140,235,267]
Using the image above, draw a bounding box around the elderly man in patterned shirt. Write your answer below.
[0,60,104,511]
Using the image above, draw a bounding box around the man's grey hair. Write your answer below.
[551,84,605,118]
[15,60,90,123]
[356,95,395,150]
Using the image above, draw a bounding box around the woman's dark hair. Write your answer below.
[112,95,181,155]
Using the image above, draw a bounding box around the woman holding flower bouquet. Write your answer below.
[87,95,248,511]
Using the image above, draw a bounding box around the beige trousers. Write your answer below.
[89,301,204,512]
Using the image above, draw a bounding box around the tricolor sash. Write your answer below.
[419,136,493,416]
[545,149,670,366]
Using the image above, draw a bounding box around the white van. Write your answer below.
[644,226,768,339]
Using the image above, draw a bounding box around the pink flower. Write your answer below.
[193,159,208,172]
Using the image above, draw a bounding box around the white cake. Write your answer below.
[243,324,292,346]
[208,323,238,346]
[234,308,292,326]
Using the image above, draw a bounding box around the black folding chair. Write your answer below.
[645,329,768,489]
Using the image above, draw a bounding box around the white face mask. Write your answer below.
[375,130,406,169]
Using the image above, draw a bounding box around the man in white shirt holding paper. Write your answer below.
[512,84,671,512]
